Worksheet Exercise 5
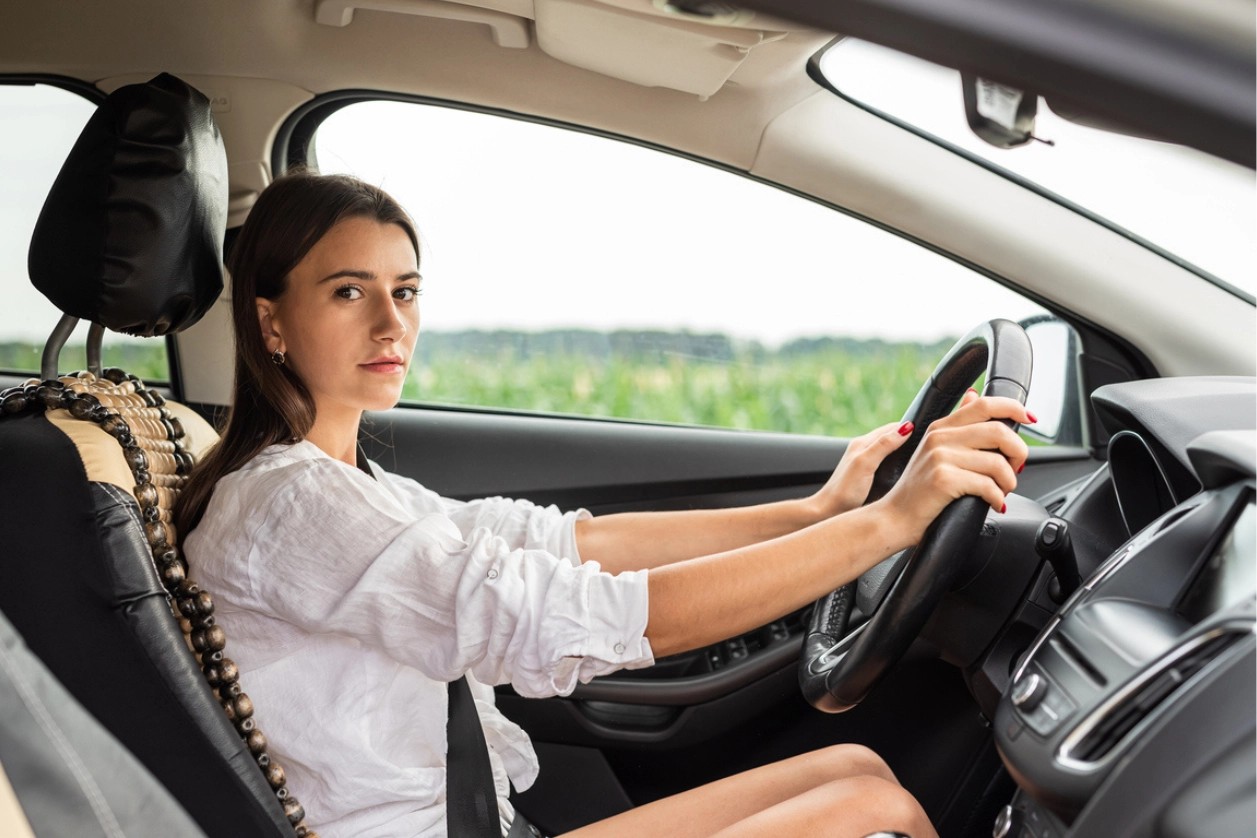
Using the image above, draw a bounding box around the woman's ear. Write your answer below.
[256,299,283,354]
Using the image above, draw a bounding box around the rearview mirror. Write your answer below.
[961,73,1039,149]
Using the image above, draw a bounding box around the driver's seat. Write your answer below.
[0,73,304,837]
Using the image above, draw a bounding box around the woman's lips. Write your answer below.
[360,360,405,374]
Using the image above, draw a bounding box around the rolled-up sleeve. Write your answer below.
[243,459,652,698]
[378,470,589,567]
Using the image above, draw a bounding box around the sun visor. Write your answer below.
[534,0,787,98]
[28,73,228,337]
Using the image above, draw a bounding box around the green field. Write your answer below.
[3,332,955,438]
[405,331,952,438]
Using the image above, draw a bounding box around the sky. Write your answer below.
[2,41,1252,351]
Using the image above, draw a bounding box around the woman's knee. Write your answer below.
[823,776,934,838]
[807,743,897,785]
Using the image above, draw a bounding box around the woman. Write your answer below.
[178,171,1031,838]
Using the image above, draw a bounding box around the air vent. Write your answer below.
[1058,627,1246,768]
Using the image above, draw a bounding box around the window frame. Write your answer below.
[275,90,1122,448]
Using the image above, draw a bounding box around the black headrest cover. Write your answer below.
[28,73,228,337]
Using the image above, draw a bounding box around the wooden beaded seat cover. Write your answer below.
[0,370,316,836]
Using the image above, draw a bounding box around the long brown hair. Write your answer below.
[175,171,420,535]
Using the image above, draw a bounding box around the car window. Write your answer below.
[311,100,1056,440]
[0,82,170,382]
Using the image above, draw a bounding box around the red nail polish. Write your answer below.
[1000,503,1007,514]
[1026,411,1038,424]
[897,421,914,436]
[1017,463,1025,474]
[966,387,978,395]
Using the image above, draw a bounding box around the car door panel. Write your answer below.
[360,403,1097,832]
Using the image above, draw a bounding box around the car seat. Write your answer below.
[0,73,310,838]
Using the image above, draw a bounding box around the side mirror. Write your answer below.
[961,73,1039,149]
[1019,315,1084,445]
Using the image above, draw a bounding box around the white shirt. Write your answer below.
[184,441,654,837]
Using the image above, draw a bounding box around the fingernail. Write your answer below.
[1000,503,1007,514]
[1026,411,1038,424]
[1017,463,1025,474]
[897,421,914,436]
[966,387,978,395]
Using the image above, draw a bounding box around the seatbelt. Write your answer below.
[447,676,500,837]
[356,448,500,837]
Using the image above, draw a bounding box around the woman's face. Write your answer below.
[257,216,421,423]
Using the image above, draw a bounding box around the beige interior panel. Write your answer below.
[0,763,35,838]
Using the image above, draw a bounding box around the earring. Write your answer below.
[271,350,286,366]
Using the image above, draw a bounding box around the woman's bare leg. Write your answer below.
[558,744,935,838]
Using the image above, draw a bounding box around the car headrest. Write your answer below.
[28,73,228,337]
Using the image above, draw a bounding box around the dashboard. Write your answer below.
[993,377,1256,837]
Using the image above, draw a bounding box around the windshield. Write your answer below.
[818,39,1256,298]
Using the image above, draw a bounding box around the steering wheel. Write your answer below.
[799,319,1033,713]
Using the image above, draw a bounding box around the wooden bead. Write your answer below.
[219,659,239,685]
[202,664,221,687]
[283,799,306,825]
[191,625,226,653]
[160,562,185,587]
[246,729,267,754]
[221,701,236,723]
[224,682,243,698]
[134,482,159,506]
[256,753,270,768]
[265,763,286,789]
[195,591,214,615]
[233,694,253,720]
[143,520,166,548]
[237,717,256,733]
[177,597,199,618]
[125,447,149,472]
[1,391,28,414]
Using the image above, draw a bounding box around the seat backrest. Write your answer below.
[0,74,307,838]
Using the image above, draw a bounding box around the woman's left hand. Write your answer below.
[808,420,915,520]
[809,391,989,521]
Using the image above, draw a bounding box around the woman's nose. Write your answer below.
[372,297,408,342]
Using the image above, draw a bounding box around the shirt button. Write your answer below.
[613,643,626,654]
[487,569,499,580]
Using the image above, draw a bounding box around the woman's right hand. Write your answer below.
[875,395,1034,545]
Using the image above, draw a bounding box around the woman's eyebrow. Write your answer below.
[317,269,421,283]
[318,269,374,283]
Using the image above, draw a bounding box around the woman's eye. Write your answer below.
[335,285,364,300]
[395,286,422,302]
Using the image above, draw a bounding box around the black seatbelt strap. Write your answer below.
[355,448,500,837]
[447,675,500,837]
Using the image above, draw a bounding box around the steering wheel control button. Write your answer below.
[1012,672,1048,711]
